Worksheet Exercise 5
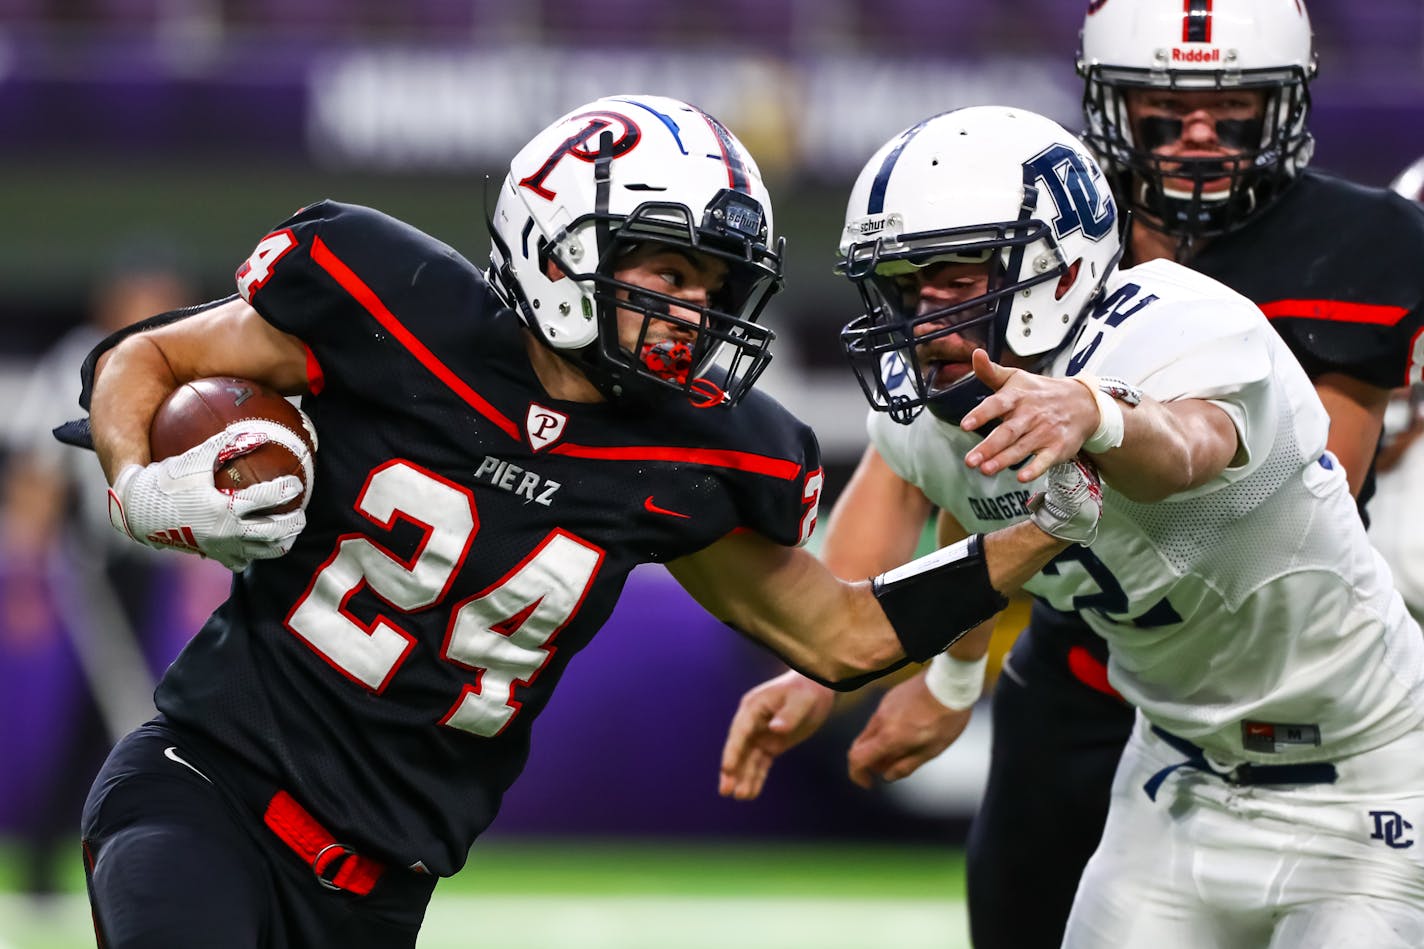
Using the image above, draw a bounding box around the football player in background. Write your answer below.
[1370,159,1424,626]
[0,246,227,900]
[1369,380,1424,625]
[720,2,1424,946]
[721,105,1424,948]
[67,94,1099,949]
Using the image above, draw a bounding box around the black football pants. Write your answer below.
[966,613,1136,949]
[81,723,436,949]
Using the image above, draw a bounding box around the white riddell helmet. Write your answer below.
[838,106,1123,425]
[1078,0,1316,240]
[487,94,783,407]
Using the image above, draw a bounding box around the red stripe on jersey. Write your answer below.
[549,442,802,479]
[302,343,325,395]
[308,237,800,470]
[1259,299,1411,327]
[309,236,521,441]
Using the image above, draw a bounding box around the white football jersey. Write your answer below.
[870,258,1424,765]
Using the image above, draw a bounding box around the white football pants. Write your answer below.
[1062,712,1424,949]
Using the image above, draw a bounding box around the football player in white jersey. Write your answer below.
[719,106,1424,948]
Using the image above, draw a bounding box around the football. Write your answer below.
[150,376,316,514]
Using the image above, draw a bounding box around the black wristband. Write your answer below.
[871,534,1010,662]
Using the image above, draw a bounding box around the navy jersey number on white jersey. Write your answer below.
[869,258,1424,767]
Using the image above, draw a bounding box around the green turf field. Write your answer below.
[0,839,969,949]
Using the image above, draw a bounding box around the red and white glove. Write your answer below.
[107,425,310,572]
[1027,458,1103,545]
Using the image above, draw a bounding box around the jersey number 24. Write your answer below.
[285,460,602,738]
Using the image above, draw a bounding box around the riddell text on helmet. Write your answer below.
[1171,47,1222,62]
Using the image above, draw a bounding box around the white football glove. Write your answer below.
[107,425,310,572]
[1027,457,1103,545]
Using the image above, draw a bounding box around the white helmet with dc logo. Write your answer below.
[838,106,1123,425]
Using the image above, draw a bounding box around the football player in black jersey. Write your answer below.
[69,94,1103,949]
[717,2,1424,947]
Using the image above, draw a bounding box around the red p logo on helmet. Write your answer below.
[519,112,642,201]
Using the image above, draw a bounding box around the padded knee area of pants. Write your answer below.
[88,818,267,949]
[1270,899,1424,949]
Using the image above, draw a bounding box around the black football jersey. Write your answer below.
[1192,168,1424,391]
[154,201,822,876]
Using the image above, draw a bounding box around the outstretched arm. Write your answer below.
[669,477,1092,689]
[713,449,1102,795]
[960,349,1240,502]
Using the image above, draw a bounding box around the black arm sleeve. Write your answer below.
[871,534,1009,662]
[740,534,1009,693]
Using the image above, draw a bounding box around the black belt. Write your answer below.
[1143,725,1338,801]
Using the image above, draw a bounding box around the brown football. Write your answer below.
[150,377,316,514]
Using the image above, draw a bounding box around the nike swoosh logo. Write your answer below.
[164,746,212,783]
[643,496,690,519]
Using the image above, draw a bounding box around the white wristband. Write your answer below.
[923,652,989,711]
[107,464,141,540]
[1073,373,1126,454]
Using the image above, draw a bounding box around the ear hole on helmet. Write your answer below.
[1055,259,1083,300]
[537,239,568,281]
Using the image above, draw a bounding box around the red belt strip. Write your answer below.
[1067,645,1124,701]
[263,790,385,895]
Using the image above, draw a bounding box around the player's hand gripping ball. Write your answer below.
[108,377,317,571]
[150,377,317,514]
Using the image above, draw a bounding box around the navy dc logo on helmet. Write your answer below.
[1023,143,1116,242]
